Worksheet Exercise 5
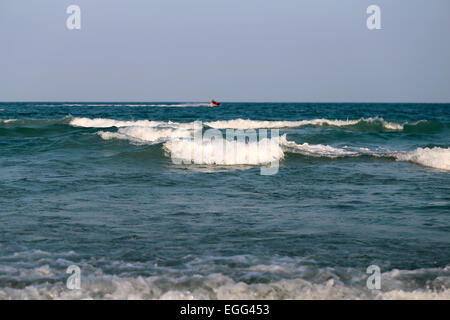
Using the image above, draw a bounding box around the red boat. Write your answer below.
[210,99,220,106]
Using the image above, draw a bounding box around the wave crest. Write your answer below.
[280,135,359,157]
[0,251,448,300]
[163,135,283,165]
[98,126,193,144]
[69,117,450,170]
[395,147,450,171]
[70,117,171,128]
[206,117,405,131]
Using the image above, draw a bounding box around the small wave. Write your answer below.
[282,141,450,171]
[0,117,72,127]
[2,272,448,300]
[70,117,196,130]
[0,251,447,299]
[0,119,17,124]
[70,117,396,131]
[403,120,449,133]
[69,117,447,133]
[395,147,450,171]
[206,117,405,131]
[280,135,359,157]
[98,126,193,144]
[70,117,177,129]
[3,116,447,134]
[281,137,450,170]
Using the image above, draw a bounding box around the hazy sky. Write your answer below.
[0,0,449,102]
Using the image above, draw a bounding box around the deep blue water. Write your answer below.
[0,102,449,299]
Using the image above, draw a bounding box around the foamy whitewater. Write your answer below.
[0,102,449,300]
[69,117,450,169]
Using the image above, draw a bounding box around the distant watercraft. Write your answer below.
[209,99,220,107]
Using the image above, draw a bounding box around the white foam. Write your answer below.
[69,117,183,129]
[281,138,450,171]
[0,268,448,300]
[206,117,404,130]
[163,136,283,165]
[71,117,450,171]
[0,250,448,300]
[97,131,128,141]
[206,119,355,129]
[280,135,358,157]
[98,126,193,144]
[70,117,407,131]
[0,119,17,123]
[395,147,450,171]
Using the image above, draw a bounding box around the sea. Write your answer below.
[0,102,449,299]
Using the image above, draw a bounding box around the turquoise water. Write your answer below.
[0,102,449,299]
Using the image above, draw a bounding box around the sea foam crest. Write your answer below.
[163,135,283,165]
[69,117,182,129]
[70,117,406,131]
[0,119,17,124]
[395,147,450,171]
[98,126,193,144]
[206,117,404,130]
[279,135,358,157]
[0,250,448,300]
[78,117,449,170]
[0,263,448,300]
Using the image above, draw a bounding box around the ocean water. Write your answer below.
[0,102,449,299]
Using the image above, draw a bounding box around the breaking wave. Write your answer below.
[395,147,450,171]
[70,117,172,129]
[0,116,442,133]
[0,251,448,300]
[0,119,17,124]
[98,126,193,144]
[96,126,450,170]
[2,272,449,300]
[163,135,283,165]
[69,117,195,130]
[87,117,449,170]
[67,117,448,133]
[280,135,360,157]
[281,137,450,170]
[2,116,447,170]
[206,117,406,131]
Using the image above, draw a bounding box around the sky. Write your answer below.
[0,0,449,102]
